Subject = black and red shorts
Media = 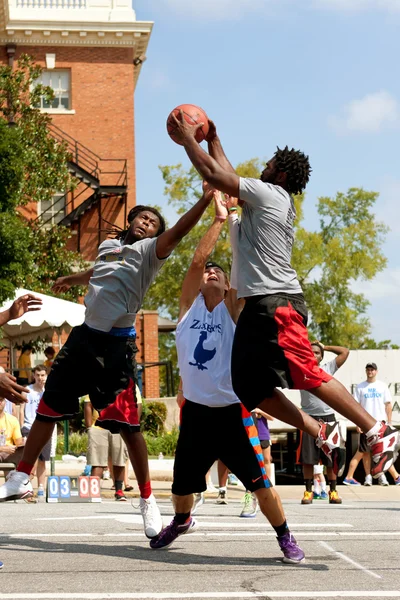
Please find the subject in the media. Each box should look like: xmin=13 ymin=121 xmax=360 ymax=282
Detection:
xmin=36 ymin=324 xmax=140 ymax=433
xmin=231 ymin=293 xmax=332 ymax=412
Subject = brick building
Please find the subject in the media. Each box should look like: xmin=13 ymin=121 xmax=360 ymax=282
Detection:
xmin=0 ymin=0 xmax=170 ymax=396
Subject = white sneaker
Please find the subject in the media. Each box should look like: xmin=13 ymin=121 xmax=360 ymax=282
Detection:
xmin=378 ymin=474 xmax=389 ymax=486
xmin=102 ymin=469 xmax=111 ymax=480
xmin=139 ymin=494 xmax=163 ymax=539
xmin=364 ymin=475 xmax=373 ymax=486
xmin=192 ymin=492 xmax=204 ymax=515
xmin=0 ymin=470 xmax=33 ymax=502
xmin=240 ymin=492 xmax=258 ymax=518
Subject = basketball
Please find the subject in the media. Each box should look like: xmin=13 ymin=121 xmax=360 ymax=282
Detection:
xmin=167 ymin=104 xmax=209 ymax=145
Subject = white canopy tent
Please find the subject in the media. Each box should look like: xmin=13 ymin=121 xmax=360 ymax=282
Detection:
xmin=0 ymin=288 xmax=85 ymax=370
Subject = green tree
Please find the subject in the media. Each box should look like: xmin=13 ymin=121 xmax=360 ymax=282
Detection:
xmin=144 ymin=163 xmax=389 ymax=353
xmin=0 ymin=54 xmax=85 ymax=305
xmin=293 ymin=188 xmax=388 ymax=346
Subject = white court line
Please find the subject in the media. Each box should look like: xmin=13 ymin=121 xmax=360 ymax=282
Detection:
xmin=1 ymin=592 xmax=400 ymax=599
xmin=4 ymin=530 xmax=400 ymax=539
xmin=319 ymin=541 xmax=381 ymax=580
xmin=0 ymin=529 xmax=400 ymax=539
xmin=34 ymin=516 xmax=352 ymax=528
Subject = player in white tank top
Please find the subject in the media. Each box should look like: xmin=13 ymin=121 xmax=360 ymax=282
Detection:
xmin=150 ymin=188 xmax=305 ymax=563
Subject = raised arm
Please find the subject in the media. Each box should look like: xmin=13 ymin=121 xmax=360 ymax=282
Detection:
xmin=155 ymin=183 xmax=214 ymax=260
xmin=322 ymin=344 xmax=350 ymax=368
xmin=0 ymin=294 xmax=43 ymax=327
xmin=171 ymin=112 xmax=239 ymax=197
xmin=178 ymin=186 xmax=227 ymax=321
xmin=206 ymin=121 xmax=236 ymax=174
xmin=224 ymin=197 xmax=245 ymax=323
xmin=52 ymin=268 xmax=94 ymax=294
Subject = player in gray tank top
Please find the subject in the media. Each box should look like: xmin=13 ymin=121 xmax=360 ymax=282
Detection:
xmin=169 ymin=112 xmax=400 ymax=482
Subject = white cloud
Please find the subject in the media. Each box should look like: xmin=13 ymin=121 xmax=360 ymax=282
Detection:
xmin=352 ymin=268 xmax=400 ymax=300
xmin=328 ymin=91 xmax=400 ymax=135
xmin=314 ymin=0 xmax=400 ymax=12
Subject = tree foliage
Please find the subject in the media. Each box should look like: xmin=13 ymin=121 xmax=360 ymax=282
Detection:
xmin=144 ymin=161 xmax=389 ymax=350
xmin=0 ymin=55 xmax=85 ymax=307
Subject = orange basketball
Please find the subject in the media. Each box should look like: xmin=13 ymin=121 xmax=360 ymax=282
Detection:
xmin=167 ymin=104 xmax=209 ymax=145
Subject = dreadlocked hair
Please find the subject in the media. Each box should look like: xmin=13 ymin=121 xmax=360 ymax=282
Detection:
xmin=274 ymin=146 xmax=311 ymax=195
xmin=117 ymin=205 xmax=166 ymax=240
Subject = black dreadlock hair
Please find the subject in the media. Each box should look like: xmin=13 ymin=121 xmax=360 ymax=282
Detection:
xmin=118 ymin=205 xmax=166 ymax=240
xmin=274 ymin=146 xmax=311 ymax=195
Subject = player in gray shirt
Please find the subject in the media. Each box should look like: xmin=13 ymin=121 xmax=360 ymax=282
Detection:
xmin=298 ymin=342 xmax=349 ymax=505
xmin=0 ymin=193 xmax=214 ymax=541
xmin=169 ymin=112 xmax=400 ymax=480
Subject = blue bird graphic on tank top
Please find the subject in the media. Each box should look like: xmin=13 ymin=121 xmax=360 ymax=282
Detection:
xmin=189 ymin=331 xmax=216 ymax=371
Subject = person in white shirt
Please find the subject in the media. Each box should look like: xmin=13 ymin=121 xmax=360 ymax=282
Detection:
xmin=150 ymin=189 xmax=305 ymax=564
xmin=19 ymin=365 xmax=49 ymax=496
xmin=344 ymin=363 xmax=400 ymax=486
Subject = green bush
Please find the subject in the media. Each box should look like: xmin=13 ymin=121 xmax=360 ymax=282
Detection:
xmin=143 ymin=426 xmax=179 ymax=457
xmin=56 ymin=432 xmax=88 ymax=456
xmin=141 ymin=400 xmax=167 ymax=435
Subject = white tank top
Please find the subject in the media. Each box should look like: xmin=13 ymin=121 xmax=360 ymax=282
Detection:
xmin=24 ymin=386 xmax=43 ymax=429
xmin=176 ymin=294 xmax=240 ymax=407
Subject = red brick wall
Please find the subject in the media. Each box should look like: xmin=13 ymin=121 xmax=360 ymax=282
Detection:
xmin=1 ymin=45 xmax=137 ymax=261
xmin=136 ymin=311 xmax=160 ymax=398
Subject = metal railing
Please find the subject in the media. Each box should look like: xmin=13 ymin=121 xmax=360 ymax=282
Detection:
xmin=49 ymin=123 xmax=99 ymax=180
xmin=49 ymin=123 xmax=128 ymax=188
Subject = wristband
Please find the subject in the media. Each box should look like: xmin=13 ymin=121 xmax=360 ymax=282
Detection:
xmin=228 ymin=207 xmax=238 ymax=212
xmin=215 ymin=215 xmax=226 ymax=222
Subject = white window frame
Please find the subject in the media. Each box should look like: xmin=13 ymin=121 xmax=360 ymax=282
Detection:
xmin=36 ymin=70 xmax=74 ymax=114
xmin=38 ymin=192 xmax=66 ymax=227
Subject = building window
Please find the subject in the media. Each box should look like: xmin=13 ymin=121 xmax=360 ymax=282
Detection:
xmin=38 ymin=193 xmax=66 ymax=227
xmin=36 ymin=70 xmax=70 ymax=111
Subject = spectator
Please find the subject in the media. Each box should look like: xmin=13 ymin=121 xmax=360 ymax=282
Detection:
xmin=43 ymin=347 xmax=56 ymax=373
xmin=0 ymin=397 xmax=25 ymax=469
xmin=19 ymin=365 xmax=49 ymax=497
xmin=0 ymin=367 xmax=16 ymax=418
xmin=17 ymin=344 xmax=33 ymax=386
xmin=344 ymin=363 xmax=400 ymax=486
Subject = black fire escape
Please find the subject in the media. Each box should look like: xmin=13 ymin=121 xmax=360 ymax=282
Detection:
xmin=34 ymin=123 xmax=128 ymax=251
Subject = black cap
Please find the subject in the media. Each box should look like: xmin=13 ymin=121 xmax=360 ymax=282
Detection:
xmin=366 ymin=362 xmax=378 ymax=370
xmin=205 ymin=261 xmax=225 ymax=273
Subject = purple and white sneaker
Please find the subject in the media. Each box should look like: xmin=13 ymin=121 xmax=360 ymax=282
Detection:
xmin=277 ymin=532 xmax=305 ymax=564
xmin=150 ymin=517 xmax=197 ymax=550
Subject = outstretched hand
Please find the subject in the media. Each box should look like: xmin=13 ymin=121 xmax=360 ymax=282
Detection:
xmin=214 ymin=190 xmax=228 ymax=221
xmin=0 ymin=373 xmax=29 ymax=405
xmin=52 ymin=277 xmax=71 ymax=294
xmin=8 ymin=294 xmax=42 ymax=321
xmin=171 ymin=110 xmax=204 ymax=145
xmin=205 ymin=119 xmax=217 ymax=143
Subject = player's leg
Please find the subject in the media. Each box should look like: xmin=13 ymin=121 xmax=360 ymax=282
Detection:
xmin=326 ymin=465 xmax=342 ymax=504
xmin=261 ymin=442 xmax=272 ymax=480
xmin=344 ymin=449 xmax=363 ymax=485
xmin=219 ymin=404 xmax=304 ymax=564
xmin=232 ymin=299 xmax=346 ymax=475
xmin=150 ymin=400 xmax=217 ymax=550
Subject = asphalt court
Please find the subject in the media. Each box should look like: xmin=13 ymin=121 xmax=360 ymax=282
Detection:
xmin=0 ymin=496 xmax=399 ymax=599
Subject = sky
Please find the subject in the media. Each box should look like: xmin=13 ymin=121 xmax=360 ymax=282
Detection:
xmin=133 ymin=0 xmax=400 ymax=344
